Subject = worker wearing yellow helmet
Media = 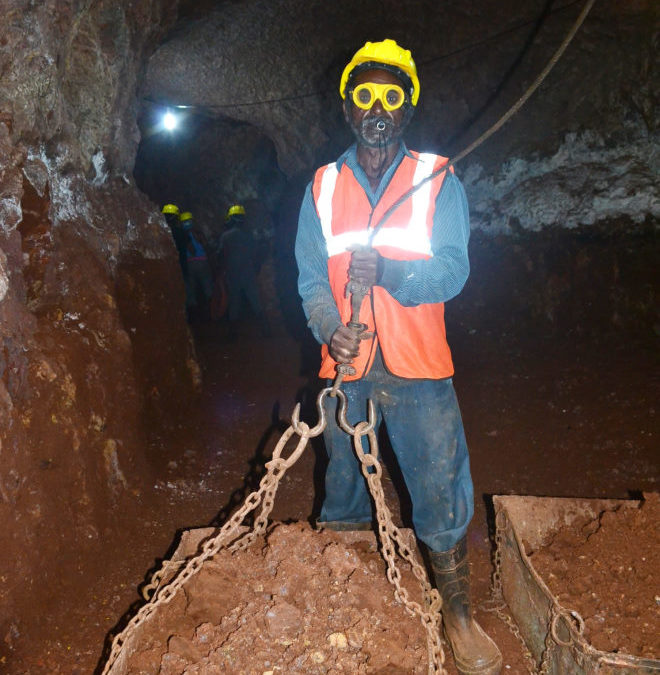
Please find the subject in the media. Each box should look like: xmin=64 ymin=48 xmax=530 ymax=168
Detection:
xmin=161 ymin=203 xmax=189 ymax=276
xmin=225 ymin=204 xmax=246 ymax=221
xmin=295 ymin=40 xmax=502 ymax=674
xmin=217 ymin=202 xmax=269 ymax=339
xmin=178 ymin=211 xmax=214 ymax=321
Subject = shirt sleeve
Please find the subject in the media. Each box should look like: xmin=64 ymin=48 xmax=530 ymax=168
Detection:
xmin=378 ymin=171 xmax=470 ymax=306
xmin=295 ymin=183 xmax=343 ymax=345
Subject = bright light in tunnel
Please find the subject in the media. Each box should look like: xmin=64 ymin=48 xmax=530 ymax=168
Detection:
xmin=163 ymin=110 xmax=178 ymax=131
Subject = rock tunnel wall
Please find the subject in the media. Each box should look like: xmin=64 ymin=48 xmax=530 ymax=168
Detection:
xmin=0 ymin=0 xmax=201 ymax=636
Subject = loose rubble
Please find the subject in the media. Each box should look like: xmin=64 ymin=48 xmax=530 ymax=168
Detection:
xmin=124 ymin=522 xmax=430 ymax=673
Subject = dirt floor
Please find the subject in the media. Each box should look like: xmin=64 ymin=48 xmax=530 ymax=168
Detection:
xmin=530 ymin=492 xmax=659 ymax=659
xmin=5 ymin=302 xmax=658 ymax=674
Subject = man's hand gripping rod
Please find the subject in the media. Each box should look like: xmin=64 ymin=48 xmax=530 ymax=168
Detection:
xmin=330 ymin=277 xmax=371 ymax=395
xmin=330 ymin=247 xmax=375 ymax=396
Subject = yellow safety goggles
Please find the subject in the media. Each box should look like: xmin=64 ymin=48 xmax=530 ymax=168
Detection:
xmin=350 ymin=82 xmax=406 ymax=111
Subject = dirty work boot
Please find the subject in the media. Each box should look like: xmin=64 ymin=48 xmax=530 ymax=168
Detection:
xmin=430 ymin=537 xmax=502 ymax=675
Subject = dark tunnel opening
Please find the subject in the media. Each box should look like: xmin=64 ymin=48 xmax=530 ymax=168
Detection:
xmin=133 ymin=99 xmax=315 ymax=345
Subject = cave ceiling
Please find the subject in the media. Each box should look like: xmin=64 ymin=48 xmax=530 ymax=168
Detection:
xmin=141 ymin=0 xmax=655 ymax=178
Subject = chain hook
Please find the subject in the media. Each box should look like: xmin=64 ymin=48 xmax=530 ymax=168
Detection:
xmin=291 ymin=387 xmax=336 ymax=437
xmin=336 ymin=393 xmax=376 ymax=436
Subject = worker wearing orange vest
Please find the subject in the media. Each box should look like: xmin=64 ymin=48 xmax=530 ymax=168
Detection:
xmin=295 ymin=40 xmax=501 ymax=674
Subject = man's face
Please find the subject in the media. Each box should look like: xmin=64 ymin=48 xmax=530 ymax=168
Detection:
xmin=344 ymin=68 xmax=411 ymax=149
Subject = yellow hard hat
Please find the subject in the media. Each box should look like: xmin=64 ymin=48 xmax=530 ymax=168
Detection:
xmin=226 ymin=204 xmax=246 ymax=220
xmin=161 ymin=203 xmax=179 ymax=215
xmin=340 ymin=39 xmax=420 ymax=106
xmin=179 ymin=211 xmax=193 ymax=221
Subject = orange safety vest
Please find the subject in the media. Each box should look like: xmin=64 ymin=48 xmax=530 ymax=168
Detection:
xmin=312 ymin=151 xmax=455 ymax=381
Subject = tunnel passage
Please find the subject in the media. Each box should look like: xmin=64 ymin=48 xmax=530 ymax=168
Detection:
xmin=134 ymin=106 xmax=287 ymax=233
xmin=133 ymin=102 xmax=308 ymax=338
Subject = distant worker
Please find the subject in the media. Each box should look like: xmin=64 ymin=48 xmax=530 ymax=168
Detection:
xmin=295 ymin=39 xmax=501 ymax=674
xmin=179 ymin=211 xmax=214 ymax=322
xmin=161 ymin=203 xmax=188 ymax=277
xmin=217 ymin=204 xmax=269 ymax=338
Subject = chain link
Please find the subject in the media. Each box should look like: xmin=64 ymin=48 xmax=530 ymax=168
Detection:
xmin=103 ymin=387 xmax=449 ymax=674
xmin=481 ymin=508 xmax=541 ymax=674
xmin=140 ymin=558 xmax=185 ymax=601
xmin=352 ymin=421 xmax=447 ymax=674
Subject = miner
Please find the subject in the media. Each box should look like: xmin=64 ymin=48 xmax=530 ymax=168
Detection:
xmin=217 ymin=204 xmax=270 ymax=338
xmin=179 ymin=211 xmax=214 ymax=321
xmin=161 ymin=203 xmax=189 ymax=277
xmin=295 ymin=39 xmax=502 ymax=674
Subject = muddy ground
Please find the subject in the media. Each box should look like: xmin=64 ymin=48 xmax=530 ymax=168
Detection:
xmin=4 ymin=244 xmax=659 ymax=673
xmin=530 ymin=492 xmax=659 ymax=659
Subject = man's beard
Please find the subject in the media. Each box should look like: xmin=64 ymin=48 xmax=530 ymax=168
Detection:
xmin=351 ymin=115 xmax=402 ymax=149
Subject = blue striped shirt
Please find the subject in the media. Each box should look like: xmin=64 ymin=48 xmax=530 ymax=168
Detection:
xmin=295 ymin=142 xmax=470 ymax=346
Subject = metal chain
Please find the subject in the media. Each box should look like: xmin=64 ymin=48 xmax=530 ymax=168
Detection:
xmin=102 ymin=386 xmax=446 ymax=673
xmin=484 ymin=508 xmax=596 ymax=675
xmin=536 ymin=604 xmax=582 ymax=674
xmin=350 ymin=420 xmax=447 ymax=674
xmin=538 ymin=606 xmax=559 ymax=675
xmin=101 ymin=412 xmax=320 ymax=674
xmin=481 ymin=509 xmax=540 ymax=674
xmin=141 ymin=558 xmax=185 ymax=601
xmin=230 ymin=423 xmax=312 ymax=553
xmin=105 ymin=387 xmax=601 ymax=675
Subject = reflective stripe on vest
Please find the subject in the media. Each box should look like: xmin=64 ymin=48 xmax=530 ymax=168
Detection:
xmin=317 ymin=153 xmax=438 ymax=258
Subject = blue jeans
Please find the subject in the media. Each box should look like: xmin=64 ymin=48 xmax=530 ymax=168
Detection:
xmin=319 ymin=363 xmax=474 ymax=553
